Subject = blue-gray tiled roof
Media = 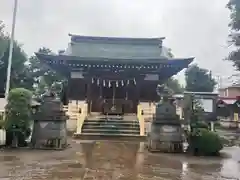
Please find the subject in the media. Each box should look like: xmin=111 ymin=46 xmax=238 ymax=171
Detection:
xmin=66 ymin=34 xmax=166 ymax=59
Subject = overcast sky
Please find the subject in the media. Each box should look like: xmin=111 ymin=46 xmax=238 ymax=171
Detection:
xmin=0 ymin=0 xmax=236 ymax=85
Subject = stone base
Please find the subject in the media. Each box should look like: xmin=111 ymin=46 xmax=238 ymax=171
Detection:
xmin=31 ymin=138 xmax=68 ymax=150
xmin=148 ymin=140 xmax=183 ymax=153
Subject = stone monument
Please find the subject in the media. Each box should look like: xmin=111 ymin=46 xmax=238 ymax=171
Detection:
xmin=148 ymin=84 xmax=183 ymax=153
xmin=31 ymin=92 xmax=68 ymax=150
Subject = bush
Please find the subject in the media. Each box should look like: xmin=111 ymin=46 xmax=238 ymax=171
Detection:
xmin=189 ymin=128 xmax=223 ymax=156
xmin=4 ymin=88 xmax=32 ymax=147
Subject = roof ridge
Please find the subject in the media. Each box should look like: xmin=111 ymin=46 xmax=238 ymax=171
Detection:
xmin=68 ymin=33 xmax=165 ymax=41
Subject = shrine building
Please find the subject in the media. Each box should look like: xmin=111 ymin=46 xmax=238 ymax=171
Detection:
xmin=36 ymin=34 xmax=193 ymax=137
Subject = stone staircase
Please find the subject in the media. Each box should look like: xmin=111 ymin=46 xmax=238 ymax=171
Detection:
xmin=81 ymin=113 xmax=140 ymax=136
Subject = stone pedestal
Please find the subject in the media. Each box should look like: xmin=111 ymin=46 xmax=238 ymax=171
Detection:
xmin=31 ymin=94 xmax=68 ymax=150
xmin=147 ymin=95 xmax=183 ymax=153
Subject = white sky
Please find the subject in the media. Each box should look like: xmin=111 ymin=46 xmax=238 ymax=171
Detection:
xmin=0 ymin=0 xmax=236 ymax=85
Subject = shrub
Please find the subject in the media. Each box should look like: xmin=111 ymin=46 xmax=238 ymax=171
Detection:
xmin=4 ymin=88 xmax=32 ymax=147
xmin=189 ymin=128 xmax=223 ymax=156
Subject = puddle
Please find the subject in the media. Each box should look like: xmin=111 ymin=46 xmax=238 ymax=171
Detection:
xmin=0 ymin=140 xmax=239 ymax=179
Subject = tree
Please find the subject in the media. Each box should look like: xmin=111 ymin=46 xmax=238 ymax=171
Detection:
xmin=185 ymin=64 xmax=216 ymax=92
xmin=162 ymin=48 xmax=184 ymax=93
xmin=0 ymin=21 xmax=34 ymax=93
xmin=165 ymin=78 xmax=184 ymax=93
xmin=28 ymin=47 xmax=64 ymax=96
xmin=4 ymin=88 xmax=32 ymax=147
xmin=227 ymin=1 xmax=240 ymax=70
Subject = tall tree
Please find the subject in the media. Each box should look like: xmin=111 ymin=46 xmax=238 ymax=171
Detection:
xmin=185 ymin=64 xmax=216 ymax=92
xmin=0 ymin=22 xmax=34 ymax=93
xmin=28 ymin=47 xmax=64 ymax=95
xmin=165 ymin=78 xmax=184 ymax=93
xmin=227 ymin=0 xmax=240 ymax=69
xmin=164 ymin=48 xmax=184 ymax=93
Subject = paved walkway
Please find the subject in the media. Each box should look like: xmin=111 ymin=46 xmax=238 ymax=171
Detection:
xmin=0 ymin=140 xmax=239 ymax=179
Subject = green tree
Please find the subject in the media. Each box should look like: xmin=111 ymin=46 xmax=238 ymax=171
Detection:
xmin=28 ymin=47 xmax=64 ymax=96
xmin=185 ymin=64 xmax=216 ymax=92
xmin=0 ymin=21 xmax=34 ymax=92
xmin=165 ymin=78 xmax=184 ymax=93
xmin=4 ymin=88 xmax=32 ymax=147
xmin=227 ymin=0 xmax=240 ymax=69
xmin=163 ymin=48 xmax=184 ymax=93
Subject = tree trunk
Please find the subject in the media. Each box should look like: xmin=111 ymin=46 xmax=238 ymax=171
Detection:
xmin=11 ymin=132 xmax=18 ymax=148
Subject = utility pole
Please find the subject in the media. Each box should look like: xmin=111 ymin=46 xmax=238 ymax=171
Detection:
xmin=5 ymin=0 xmax=18 ymax=99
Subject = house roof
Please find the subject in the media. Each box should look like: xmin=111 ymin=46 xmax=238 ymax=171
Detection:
xmin=218 ymin=99 xmax=237 ymax=105
xmin=219 ymin=81 xmax=240 ymax=90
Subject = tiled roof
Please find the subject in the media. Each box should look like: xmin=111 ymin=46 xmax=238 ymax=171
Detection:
xmin=67 ymin=34 xmax=167 ymax=59
xmin=69 ymin=34 xmax=165 ymax=44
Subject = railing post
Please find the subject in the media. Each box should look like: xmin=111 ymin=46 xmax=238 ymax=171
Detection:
xmin=76 ymin=103 xmax=88 ymax=134
xmin=137 ymin=104 xmax=145 ymax=136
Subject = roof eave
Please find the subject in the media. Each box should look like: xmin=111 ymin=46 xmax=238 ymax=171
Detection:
xmin=35 ymin=53 xmax=194 ymax=64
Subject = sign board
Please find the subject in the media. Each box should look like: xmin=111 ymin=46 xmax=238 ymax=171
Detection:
xmin=144 ymin=74 xmax=159 ymax=81
xmin=234 ymin=113 xmax=239 ymax=122
xmin=71 ymin=72 xmax=83 ymax=79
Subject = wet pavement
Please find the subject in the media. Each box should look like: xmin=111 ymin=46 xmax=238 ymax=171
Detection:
xmin=0 ymin=140 xmax=239 ymax=180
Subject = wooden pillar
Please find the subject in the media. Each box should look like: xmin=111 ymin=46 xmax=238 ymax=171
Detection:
xmin=136 ymin=78 xmax=140 ymax=104
xmin=133 ymin=78 xmax=140 ymax=113
xmin=86 ymin=77 xmax=91 ymax=114
xmin=100 ymin=84 xmax=102 ymax=98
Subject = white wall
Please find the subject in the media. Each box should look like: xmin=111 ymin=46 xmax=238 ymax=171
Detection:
xmin=0 ymin=98 xmax=6 ymax=111
xmin=0 ymin=129 xmax=6 ymax=146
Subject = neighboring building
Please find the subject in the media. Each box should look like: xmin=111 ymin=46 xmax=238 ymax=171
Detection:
xmin=0 ymin=94 xmax=6 ymax=112
xmin=218 ymin=84 xmax=240 ymax=98
xmin=0 ymin=97 xmax=6 ymax=119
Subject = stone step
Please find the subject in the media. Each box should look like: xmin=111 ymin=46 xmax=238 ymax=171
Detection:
xmin=87 ymin=115 xmax=137 ymax=119
xmin=73 ymin=133 xmax=147 ymax=141
xmin=84 ymin=119 xmax=139 ymax=124
xmin=81 ymin=114 xmax=140 ymax=136
xmin=82 ymin=128 xmax=140 ymax=134
xmin=83 ymin=121 xmax=140 ymax=127
xmin=82 ymin=124 xmax=140 ymax=130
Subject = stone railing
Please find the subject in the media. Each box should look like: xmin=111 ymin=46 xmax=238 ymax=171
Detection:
xmin=76 ymin=103 xmax=88 ymax=134
xmin=137 ymin=104 xmax=145 ymax=136
xmin=139 ymin=102 xmax=156 ymax=123
xmin=0 ymin=110 xmax=4 ymax=122
xmin=0 ymin=110 xmax=6 ymax=146
xmin=63 ymin=101 xmax=87 ymax=133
